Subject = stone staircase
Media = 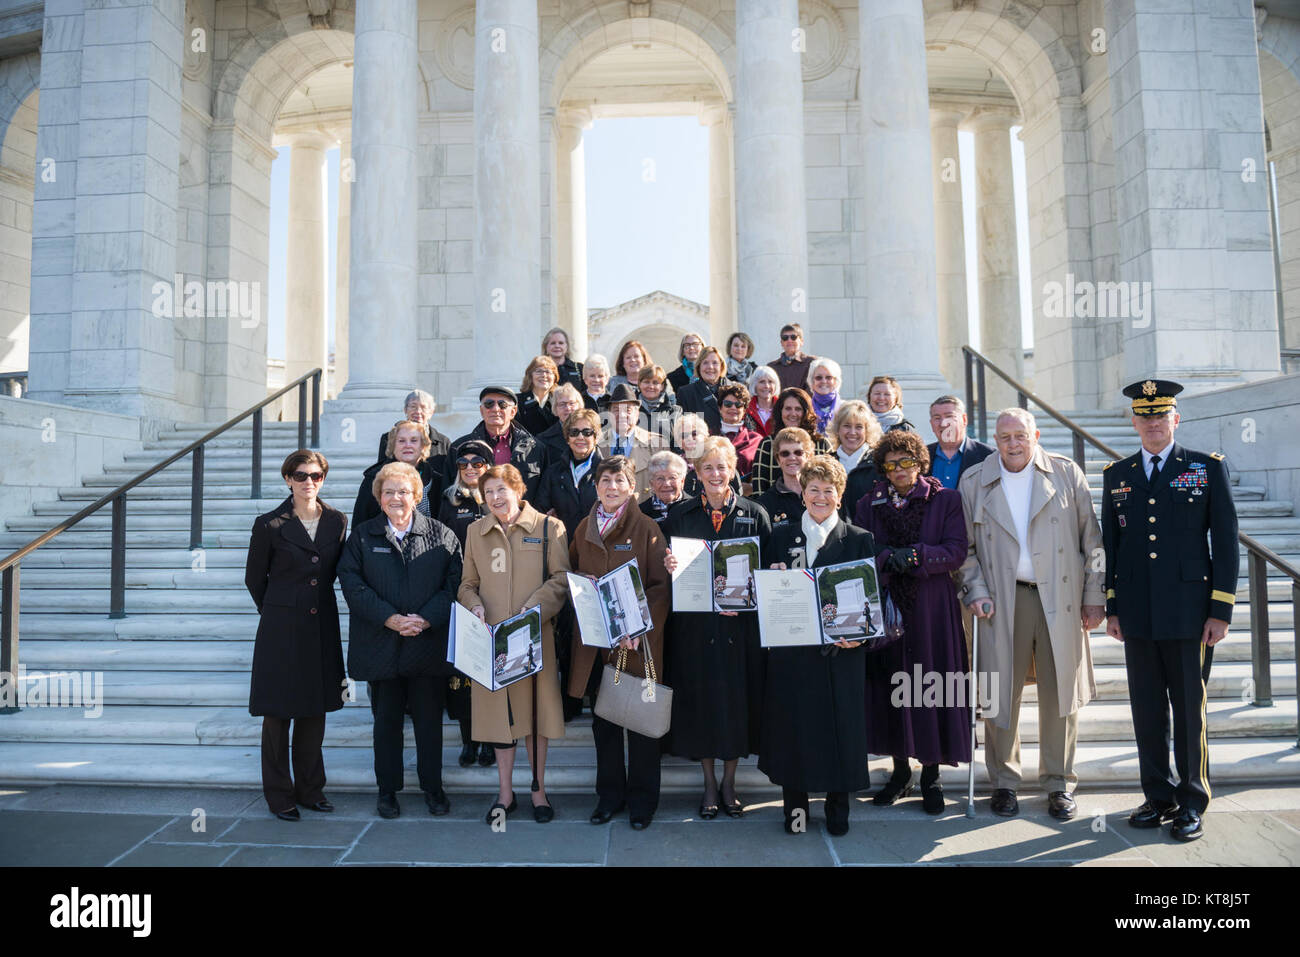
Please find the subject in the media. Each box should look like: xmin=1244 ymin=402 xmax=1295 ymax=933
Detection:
xmin=0 ymin=411 xmax=1297 ymax=794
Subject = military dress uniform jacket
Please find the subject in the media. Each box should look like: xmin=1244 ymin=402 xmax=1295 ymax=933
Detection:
xmin=1101 ymin=443 xmax=1239 ymax=641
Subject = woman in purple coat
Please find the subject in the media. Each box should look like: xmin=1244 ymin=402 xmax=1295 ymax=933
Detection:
xmin=855 ymin=428 xmax=970 ymax=815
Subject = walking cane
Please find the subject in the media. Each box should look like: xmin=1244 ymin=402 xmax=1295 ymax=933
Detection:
xmin=965 ymin=603 xmax=989 ymax=819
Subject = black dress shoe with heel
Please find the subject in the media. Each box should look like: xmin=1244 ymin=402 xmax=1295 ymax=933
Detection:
xmin=299 ymin=799 xmax=334 ymax=813
xmin=274 ymin=807 xmax=300 ymax=822
xmin=1128 ymin=799 xmax=1179 ymax=829
xmin=425 ymin=789 xmax=451 ymax=816
xmin=485 ymin=795 xmax=517 ymax=825
xmin=872 ymin=768 xmax=914 ymax=807
xmin=824 ymin=793 xmax=851 ymax=836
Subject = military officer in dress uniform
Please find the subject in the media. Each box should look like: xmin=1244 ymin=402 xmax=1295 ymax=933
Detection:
xmin=1102 ymin=379 xmax=1239 ymax=842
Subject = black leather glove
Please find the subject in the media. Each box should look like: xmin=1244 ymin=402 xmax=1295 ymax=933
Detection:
xmin=885 ymin=547 xmax=919 ymax=574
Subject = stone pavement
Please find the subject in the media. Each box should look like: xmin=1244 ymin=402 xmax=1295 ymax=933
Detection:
xmin=2 ymin=783 xmax=1298 ymax=867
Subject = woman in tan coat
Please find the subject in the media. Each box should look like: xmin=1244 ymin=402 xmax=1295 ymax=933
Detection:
xmin=568 ymin=456 xmax=670 ymax=830
xmin=458 ymin=464 xmax=571 ymax=824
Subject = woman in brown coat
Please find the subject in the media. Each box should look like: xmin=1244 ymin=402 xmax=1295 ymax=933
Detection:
xmin=458 ymin=464 xmax=571 ymax=824
xmin=568 ymin=456 xmax=670 ymax=830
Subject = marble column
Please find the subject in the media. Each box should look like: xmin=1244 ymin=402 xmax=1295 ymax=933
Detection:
xmin=471 ymin=0 xmax=540 ymax=396
xmin=555 ymin=107 xmax=590 ymax=361
xmin=859 ymin=0 xmax=949 ymax=410
xmin=333 ymin=130 xmax=351 ymax=399
xmin=328 ymin=0 xmax=419 ymax=443
xmin=702 ymin=103 xmax=736 ymax=345
xmin=735 ymin=0 xmax=808 ymax=354
xmin=931 ymin=107 xmax=969 ymax=391
xmin=967 ymin=107 xmax=1022 ymax=408
xmin=283 ymin=131 xmax=331 ymax=415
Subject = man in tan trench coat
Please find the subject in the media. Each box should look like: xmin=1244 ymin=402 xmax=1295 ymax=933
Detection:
xmin=956 ymin=409 xmax=1105 ymax=821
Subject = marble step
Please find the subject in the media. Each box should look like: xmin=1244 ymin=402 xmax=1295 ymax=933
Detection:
xmin=0 ymin=737 xmax=1294 ymax=792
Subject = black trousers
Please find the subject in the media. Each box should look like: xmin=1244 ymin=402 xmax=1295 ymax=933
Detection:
xmin=261 ymin=715 xmax=326 ymax=812
xmin=369 ymin=676 xmax=445 ymax=795
xmin=1123 ymin=637 xmax=1214 ymax=813
xmin=589 ymin=667 xmax=661 ymax=816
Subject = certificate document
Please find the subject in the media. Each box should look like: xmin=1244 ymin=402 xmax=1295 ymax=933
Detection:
xmin=448 ymin=603 xmax=543 ymax=691
xmin=671 ymin=536 xmax=761 ymax=613
xmin=567 ymin=559 xmax=653 ymax=648
xmin=754 ymin=557 xmax=884 ymax=647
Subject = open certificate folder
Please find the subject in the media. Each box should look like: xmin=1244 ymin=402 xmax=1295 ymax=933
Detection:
xmin=448 ymin=603 xmax=544 ymax=691
xmin=567 ymin=559 xmax=653 ymax=648
xmin=754 ymin=557 xmax=885 ymax=647
xmin=669 ymin=535 xmax=761 ymax=612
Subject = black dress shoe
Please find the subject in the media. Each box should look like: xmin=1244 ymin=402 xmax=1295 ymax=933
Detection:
xmin=990 ymin=788 xmax=1019 ymax=817
xmin=824 ymin=793 xmax=850 ymax=836
xmin=1170 ymin=808 xmax=1204 ymax=842
xmin=274 ymin=807 xmax=300 ymax=822
xmin=425 ymin=789 xmax=451 ymax=816
xmin=921 ymin=782 xmax=945 ymax=816
xmin=590 ymin=802 xmax=625 ymax=825
xmin=1128 ymin=799 xmax=1179 ymax=829
xmin=299 ymin=799 xmax=334 ymax=813
xmin=485 ymin=795 xmax=518 ymax=825
xmin=533 ymin=799 xmax=555 ymax=823
xmin=872 ymin=769 xmax=914 ymax=807
xmin=1047 ymin=791 xmax=1077 ymax=821
xmin=477 ymin=743 xmax=496 ymax=767
xmin=458 ymin=741 xmax=477 ymax=767
xmin=377 ymin=793 xmax=400 ymax=819
xmin=720 ymin=788 xmax=745 ymax=818
xmin=630 ymin=815 xmax=652 ymax=830
xmin=699 ymin=793 xmax=719 ymax=820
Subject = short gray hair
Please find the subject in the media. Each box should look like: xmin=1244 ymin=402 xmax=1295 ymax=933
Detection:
xmin=551 ymin=382 xmax=582 ymax=414
xmin=648 ymin=450 xmax=688 ymax=477
xmin=806 ymin=356 xmax=842 ymax=391
xmin=404 ymin=389 xmax=435 ymax=412
xmin=930 ymin=394 xmax=965 ymax=414
xmin=748 ymin=365 xmax=780 ymax=394
xmin=995 ymin=407 xmax=1037 ymax=435
xmin=584 ymin=353 xmax=610 ymax=376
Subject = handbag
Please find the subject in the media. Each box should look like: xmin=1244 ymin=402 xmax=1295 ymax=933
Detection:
xmin=862 ymin=589 xmax=906 ymax=653
xmin=594 ymin=637 xmax=673 ymax=739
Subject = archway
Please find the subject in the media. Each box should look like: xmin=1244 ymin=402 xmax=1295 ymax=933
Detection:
xmin=0 ymin=52 xmax=38 ymax=392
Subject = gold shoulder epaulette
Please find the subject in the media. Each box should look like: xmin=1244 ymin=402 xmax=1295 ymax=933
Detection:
xmin=1102 ymin=460 xmax=1113 ymax=471
xmin=1210 ymin=451 xmax=1225 ymax=461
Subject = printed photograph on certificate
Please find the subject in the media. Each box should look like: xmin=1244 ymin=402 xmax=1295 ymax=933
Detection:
xmin=597 ymin=561 xmax=651 ymax=643
xmin=711 ymin=537 xmax=760 ymax=611
xmin=493 ymin=608 xmax=542 ymax=687
xmin=814 ymin=559 xmax=884 ymax=642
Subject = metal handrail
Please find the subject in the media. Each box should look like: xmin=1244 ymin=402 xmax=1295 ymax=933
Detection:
xmin=0 ymin=369 xmax=321 ymax=712
xmin=963 ymin=346 xmax=1299 ymax=743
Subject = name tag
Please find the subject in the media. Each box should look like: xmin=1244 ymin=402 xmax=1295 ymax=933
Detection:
xmin=372 ymin=546 xmax=392 ymax=553
xmin=613 ymin=543 xmax=633 ymax=551
xmin=735 ymin=516 xmax=756 ymax=530
xmin=523 ymin=536 xmax=543 ymax=544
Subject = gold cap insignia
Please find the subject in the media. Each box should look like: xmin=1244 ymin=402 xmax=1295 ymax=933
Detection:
xmin=1142 ymin=380 xmax=1157 ymax=396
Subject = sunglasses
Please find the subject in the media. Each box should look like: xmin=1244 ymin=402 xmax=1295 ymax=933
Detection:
xmin=721 ymin=400 xmax=744 ymax=409
xmin=568 ymin=428 xmax=596 ymax=438
xmin=481 ymin=399 xmax=513 ymax=410
xmin=781 ymin=333 xmax=800 ymax=341
xmin=778 ymin=449 xmax=806 ymax=459
xmin=882 ymin=458 xmax=920 ymax=473
xmin=291 ymin=471 xmax=324 ymax=483
xmin=457 ymin=456 xmax=487 ymax=468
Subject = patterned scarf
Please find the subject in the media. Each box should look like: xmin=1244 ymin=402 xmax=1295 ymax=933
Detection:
xmin=812 ymin=391 xmax=839 ymax=434
xmin=596 ymin=501 xmax=626 ymax=537
xmin=703 ymin=491 xmax=734 ymax=533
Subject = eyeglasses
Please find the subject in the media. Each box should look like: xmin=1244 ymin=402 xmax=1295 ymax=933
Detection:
xmin=568 ymin=428 xmax=596 ymax=438
xmin=778 ymin=449 xmax=807 ymax=459
xmin=781 ymin=333 xmax=800 ymax=342
xmin=882 ymin=458 xmax=920 ymax=473
xmin=481 ymin=399 xmax=513 ymax=410
xmin=721 ymin=400 xmax=744 ymax=409
xmin=291 ymin=471 xmax=324 ymax=483
xmin=457 ymin=456 xmax=487 ymax=468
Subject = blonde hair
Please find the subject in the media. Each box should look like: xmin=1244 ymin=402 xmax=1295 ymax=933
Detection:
xmin=829 ymin=400 xmax=882 ymax=451
xmin=696 ymin=434 xmax=738 ymax=474
xmin=372 ymin=461 xmax=423 ymax=506
xmin=385 ymin=419 xmax=432 ymax=462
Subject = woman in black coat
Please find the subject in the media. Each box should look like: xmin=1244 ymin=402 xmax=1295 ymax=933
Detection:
xmin=533 ymin=407 xmax=603 ymax=540
xmin=434 ymin=440 xmax=495 ymax=768
xmin=756 ymin=427 xmax=813 ymax=532
xmin=662 ymin=436 xmax=771 ymax=820
xmin=674 ymin=346 xmax=731 ymax=436
xmin=245 ymin=450 xmax=347 ymax=821
xmin=666 ymin=332 xmax=705 ymax=393
xmin=354 ymin=419 xmax=441 ymax=530
xmin=543 ymin=326 xmax=584 ymax=388
xmin=337 ymin=461 xmax=463 ymax=821
xmin=759 ymin=455 xmax=875 ymax=836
